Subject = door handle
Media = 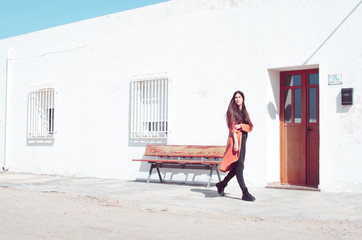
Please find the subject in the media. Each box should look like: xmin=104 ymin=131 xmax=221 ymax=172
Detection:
xmin=306 ymin=127 xmax=312 ymax=136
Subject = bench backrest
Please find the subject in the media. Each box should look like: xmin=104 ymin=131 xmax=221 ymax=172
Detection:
xmin=145 ymin=145 xmax=226 ymax=158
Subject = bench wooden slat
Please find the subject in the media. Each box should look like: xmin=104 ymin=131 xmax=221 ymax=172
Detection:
xmin=132 ymin=159 xmax=221 ymax=165
xmin=145 ymin=145 xmax=225 ymax=158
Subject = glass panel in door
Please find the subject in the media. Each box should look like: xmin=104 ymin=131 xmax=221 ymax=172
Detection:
xmin=284 ymin=89 xmax=292 ymax=123
xmin=294 ymin=88 xmax=302 ymax=123
xmin=309 ymin=88 xmax=317 ymax=123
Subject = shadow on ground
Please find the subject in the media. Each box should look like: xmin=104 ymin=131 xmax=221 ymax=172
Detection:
xmin=190 ymin=188 xmax=220 ymax=198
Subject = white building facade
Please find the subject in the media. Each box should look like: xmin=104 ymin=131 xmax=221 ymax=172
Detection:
xmin=1 ymin=0 xmax=361 ymax=192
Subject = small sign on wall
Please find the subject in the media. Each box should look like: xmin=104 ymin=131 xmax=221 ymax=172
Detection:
xmin=328 ymin=74 xmax=342 ymax=85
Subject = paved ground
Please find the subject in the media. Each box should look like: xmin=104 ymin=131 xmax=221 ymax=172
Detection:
xmin=0 ymin=172 xmax=361 ymax=239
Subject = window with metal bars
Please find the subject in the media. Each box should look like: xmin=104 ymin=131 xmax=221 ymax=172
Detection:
xmin=27 ymin=88 xmax=55 ymax=139
xmin=131 ymin=75 xmax=169 ymax=139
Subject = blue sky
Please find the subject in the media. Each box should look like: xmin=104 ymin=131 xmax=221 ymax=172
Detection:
xmin=0 ymin=0 xmax=169 ymax=40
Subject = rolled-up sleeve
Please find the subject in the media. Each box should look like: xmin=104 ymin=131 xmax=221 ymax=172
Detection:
xmin=241 ymin=114 xmax=254 ymax=132
xmin=240 ymin=123 xmax=253 ymax=132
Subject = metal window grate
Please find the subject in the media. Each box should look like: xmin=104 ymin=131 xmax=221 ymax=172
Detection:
xmin=27 ymin=88 xmax=55 ymax=139
xmin=131 ymin=75 xmax=169 ymax=139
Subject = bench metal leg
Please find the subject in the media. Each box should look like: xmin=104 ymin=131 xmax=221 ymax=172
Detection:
xmin=156 ymin=166 xmax=163 ymax=182
xmin=207 ymin=167 xmax=214 ymax=188
xmin=206 ymin=166 xmax=221 ymax=188
xmin=147 ymin=164 xmax=154 ymax=184
xmin=147 ymin=164 xmax=163 ymax=184
xmin=216 ymin=168 xmax=221 ymax=182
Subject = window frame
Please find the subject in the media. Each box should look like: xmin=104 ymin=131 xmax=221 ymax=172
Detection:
xmin=27 ymin=87 xmax=55 ymax=142
xmin=130 ymin=74 xmax=169 ymax=139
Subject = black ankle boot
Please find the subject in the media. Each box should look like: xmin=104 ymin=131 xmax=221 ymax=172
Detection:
xmin=242 ymin=187 xmax=255 ymax=201
xmin=216 ymin=181 xmax=227 ymax=196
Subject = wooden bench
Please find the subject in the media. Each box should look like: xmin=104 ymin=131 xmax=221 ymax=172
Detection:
xmin=132 ymin=145 xmax=226 ymax=188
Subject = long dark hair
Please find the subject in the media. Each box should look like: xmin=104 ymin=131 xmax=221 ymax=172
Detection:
xmin=226 ymin=91 xmax=250 ymax=129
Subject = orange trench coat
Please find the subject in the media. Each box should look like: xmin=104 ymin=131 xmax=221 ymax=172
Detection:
xmin=219 ymin=120 xmax=253 ymax=173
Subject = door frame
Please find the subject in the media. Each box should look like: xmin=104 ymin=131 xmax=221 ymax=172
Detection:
xmin=279 ymin=68 xmax=319 ymax=186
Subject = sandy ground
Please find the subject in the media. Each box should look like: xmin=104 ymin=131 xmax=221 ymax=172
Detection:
xmin=0 ymin=185 xmax=361 ymax=240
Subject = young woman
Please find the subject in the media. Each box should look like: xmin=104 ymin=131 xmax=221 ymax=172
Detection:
xmin=216 ymin=91 xmax=255 ymax=201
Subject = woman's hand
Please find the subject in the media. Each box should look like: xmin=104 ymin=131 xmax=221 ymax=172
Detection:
xmin=233 ymin=143 xmax=239 ymax=152
xmin=234 ymin=124 xmax=242 ymax=130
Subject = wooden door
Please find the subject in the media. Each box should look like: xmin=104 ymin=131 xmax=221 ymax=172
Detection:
xmin=280 ymin=69 xmax=319 ymax=187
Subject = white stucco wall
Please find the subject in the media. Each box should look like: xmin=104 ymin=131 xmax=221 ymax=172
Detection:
xmin=0 ymin=0 xmax=361 ymax=192
xmin=0 ymin=52 xmax=7 ymax=169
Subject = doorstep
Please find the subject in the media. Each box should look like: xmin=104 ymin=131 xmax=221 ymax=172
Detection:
xmin=266 ymin=182 xmax=320 ymax=191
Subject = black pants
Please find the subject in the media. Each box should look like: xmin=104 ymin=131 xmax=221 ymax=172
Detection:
xmin=222 ymin=132 xmax=247 ymax=190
